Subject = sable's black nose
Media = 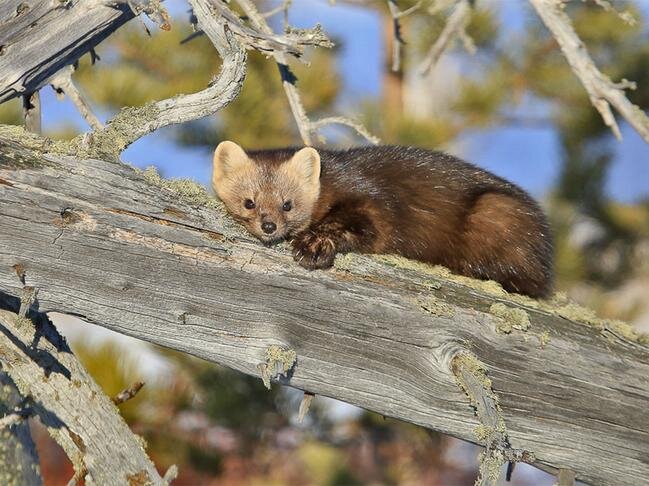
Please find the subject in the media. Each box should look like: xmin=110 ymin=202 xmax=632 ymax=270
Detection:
xmin=261 ymin=222 xmax=277 ymax=234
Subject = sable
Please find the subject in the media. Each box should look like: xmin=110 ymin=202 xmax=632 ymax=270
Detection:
xmin=212 ymin=143 xmax=553 ymax=297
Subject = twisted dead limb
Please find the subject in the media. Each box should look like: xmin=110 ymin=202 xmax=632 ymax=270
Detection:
xmin=75 ymin=0 xmax=247 ymax=160
xmin=207 ymin=0 xmax=332 ymax=58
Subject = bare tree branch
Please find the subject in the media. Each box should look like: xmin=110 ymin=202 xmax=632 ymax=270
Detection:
xmin=235 ymin=0 xmax=317 ymax=145
xmin=528 ymin=0 xmax=649 ymax=143
xmin=78 ymin=0 xmax=248 ymax=159
xmin=73 ymin=0 xmax=341 ymax=158
xmin=297 ymin=391 xmax=314 ymax=423
xmin=127 ymin=0 xmax=172 ymax=31
xmin=0 ymin=406 xmax=31 ymax=429
xmin=50 ymin=66 xmax=104 ymax=131
xmin=311 ymin=116 xmax=381 ymax=144
xmin=0 ymin=307 xmax=165 ymax=485
xmin=418 ymin=0 xmax=474 ymax=75
xmin=113 ymin=381 xmax=145 ymax=405
xmin=207 ymin=0 xmax=332 ymax=59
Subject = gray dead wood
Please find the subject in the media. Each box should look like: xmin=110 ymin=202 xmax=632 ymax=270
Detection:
xmin=0 ymin=136 xmax=647 ymax=485
xmin=81 ymin=0 xmax=247 ymax=160
xmin=0 ymin=301 xmax=163 ymax=485
xmin=0 ymin=1 xmax=140 ymax=104
xmin=0 ymin=370 xmax=42 ymax=486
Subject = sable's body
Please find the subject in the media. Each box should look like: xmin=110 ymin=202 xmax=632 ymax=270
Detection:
xmin=213 ymin=143 xmax=553 ymax=298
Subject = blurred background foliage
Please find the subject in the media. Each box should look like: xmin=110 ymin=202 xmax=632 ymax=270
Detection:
xmin=4 ymin=0 xmax=648 ymax=484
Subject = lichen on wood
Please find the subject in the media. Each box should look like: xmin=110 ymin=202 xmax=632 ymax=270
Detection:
xmin=418 ymin=295 xmax=455 ymax=317
xmin=259 ymin=345 xmax=297 ymax=389
xmin=489 ymin=303 xmax=530 ymax=334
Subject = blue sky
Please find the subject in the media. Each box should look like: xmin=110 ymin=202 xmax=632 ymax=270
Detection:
xmin=40 ymin=0 xmax=648 ymax=202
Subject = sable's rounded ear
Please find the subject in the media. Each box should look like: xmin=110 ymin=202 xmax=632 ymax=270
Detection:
xmin=286 ymin=147 xmax=321 ymax=186
xmin=212 ymin=141 xmax=249 ymax=190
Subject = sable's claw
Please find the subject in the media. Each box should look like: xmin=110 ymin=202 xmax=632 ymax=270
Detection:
xmin=292 ymin=232 xmax=336 ymax=270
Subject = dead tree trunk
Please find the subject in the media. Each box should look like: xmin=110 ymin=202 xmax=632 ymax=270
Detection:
xmin=1 ymin=134 xmax=647 ymax=486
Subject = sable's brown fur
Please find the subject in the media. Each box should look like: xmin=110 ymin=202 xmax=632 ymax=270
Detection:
xmin=213 ymin=143 xmax=553 ymax=298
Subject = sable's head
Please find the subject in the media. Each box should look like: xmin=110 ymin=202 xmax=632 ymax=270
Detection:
xmin=212 ymin=141 xmax=321 ymax=245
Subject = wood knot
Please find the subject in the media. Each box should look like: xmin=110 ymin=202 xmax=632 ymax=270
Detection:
xmin=54 ymin=208 xmax=97 ymax=231
xmin=16 ymin=3 xmax=30 ymax=17
xmin=13 ymin=263 xmax=26 ymax=284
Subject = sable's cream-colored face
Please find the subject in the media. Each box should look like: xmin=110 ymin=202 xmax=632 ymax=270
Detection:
xmin=212 ymin=141 xmax=321 ymax=245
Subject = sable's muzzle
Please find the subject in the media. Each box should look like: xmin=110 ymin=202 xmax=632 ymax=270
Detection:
xmin=261 ymin=221 xmax=277 ymax=234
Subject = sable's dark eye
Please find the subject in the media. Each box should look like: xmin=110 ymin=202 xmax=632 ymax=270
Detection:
xmin=282 ymin=201 xmax=292 ymax=212
xmin=244 ymin=199 xmax=255 ymax=209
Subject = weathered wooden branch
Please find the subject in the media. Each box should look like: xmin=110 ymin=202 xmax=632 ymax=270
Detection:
xmin=1 ymin=134 xmax=647 ymax=485
xmin=0 ymin=297 xmax=165 ymax=485
xmin=207 ymin=0 xmax=332 ymax=58
xmin=0 ymin=0 xmax=168 ymax=104
xmin=529 ymin=0 xmax=649 ymax=143
xmin=0 ymin=0 xmax=371 ymax=160
xmin=113 ymin=381 xmax=145 ymax=405
xmin=0 ymin=370 xmax=41 ymax=485
xmin=74 ymin=0 xmax=247 ymax=160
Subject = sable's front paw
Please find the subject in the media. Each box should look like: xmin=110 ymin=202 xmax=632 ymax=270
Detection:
xmin=292 ymin=232 xmax=337 ymax=270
